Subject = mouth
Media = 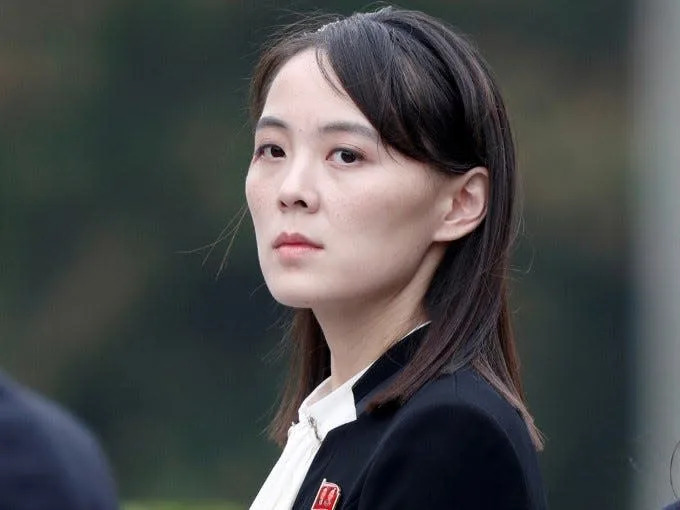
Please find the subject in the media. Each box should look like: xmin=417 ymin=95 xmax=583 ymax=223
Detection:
xmin=272 ymin=232 xmax=323 ymax=250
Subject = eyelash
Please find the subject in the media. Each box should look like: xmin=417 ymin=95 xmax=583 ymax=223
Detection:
xmin=253 ymin=144 xmax=366 ymax=165
xmin=254 ymin=144 xmax=285 ymax=159
xmin=329 ymin=147 xmax=365 ymax=165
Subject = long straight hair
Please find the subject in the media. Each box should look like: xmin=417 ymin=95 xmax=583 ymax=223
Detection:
xmin=249 ymin=6 xmax=543 ymax=449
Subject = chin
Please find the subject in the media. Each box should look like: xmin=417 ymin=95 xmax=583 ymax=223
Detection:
xmin=268 ymin=289 xmax=318 ymax=308
xmin=265 ymin=278 xmax=321 ymax=308
xmin=265 ymin=275 xmax=353 ymax=309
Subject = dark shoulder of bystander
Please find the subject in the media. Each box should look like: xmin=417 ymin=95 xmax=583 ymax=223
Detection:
xmin=0 ymin=370 xmax=119 ymax=510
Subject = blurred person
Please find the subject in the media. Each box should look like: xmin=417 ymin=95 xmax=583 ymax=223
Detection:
xmin=0 ymin=370 xmax=119 ymax=509
xmin=245 ymin=6 xmax=546 ymax=510
xmin=664 ymin=442 xmax=680 ymax=510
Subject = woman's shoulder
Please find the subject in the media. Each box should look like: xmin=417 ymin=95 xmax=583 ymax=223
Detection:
xmin=358 ymin=368 xmax=547 ymax=508
xmin=396 ymin=367 xmax=535 ymax=449
xmin=378 ymin=367 xmax=546 ymax=505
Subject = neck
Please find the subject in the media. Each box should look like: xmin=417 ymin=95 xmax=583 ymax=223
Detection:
xmin=310 ymin=243 xmax=446 ymax=391
xmin=312 ymin=288 xmax=429 ymax=391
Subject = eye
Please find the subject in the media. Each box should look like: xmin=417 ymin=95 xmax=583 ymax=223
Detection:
xmin=255 ymin=144 xmax=286 ymax=159
xmin=329 ymin=148 xmax=364 ymax=165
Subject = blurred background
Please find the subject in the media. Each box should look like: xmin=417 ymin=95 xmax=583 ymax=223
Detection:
xmin=1 ymin=0 xmax=678 ymax=508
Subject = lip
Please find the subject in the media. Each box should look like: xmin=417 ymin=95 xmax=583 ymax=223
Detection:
xmin=272 ymin=232 xmax=323 ymax=249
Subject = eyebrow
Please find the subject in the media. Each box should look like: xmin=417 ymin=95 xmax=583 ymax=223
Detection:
xmin=255 ymin=116 xmax=378 ymax=142
xmin=255 ymin=116 xmax=288 ymax=131
xmin=320 ymin=121 xmax=378 ymax=142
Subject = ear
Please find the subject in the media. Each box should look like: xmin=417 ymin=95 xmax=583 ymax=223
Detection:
xmin=432 ymin=167 xmax=489 ymax=242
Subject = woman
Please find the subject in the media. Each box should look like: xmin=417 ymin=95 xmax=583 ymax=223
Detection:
xmin=245 ymin=6 xmax=547 ymax=509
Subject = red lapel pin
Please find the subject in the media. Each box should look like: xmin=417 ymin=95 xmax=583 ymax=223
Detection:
xmin=311 ymin=478 xmax=341 ymax=510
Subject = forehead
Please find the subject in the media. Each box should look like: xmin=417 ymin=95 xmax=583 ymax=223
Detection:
xmin=261 ymin=49 xmax=368 ymax=124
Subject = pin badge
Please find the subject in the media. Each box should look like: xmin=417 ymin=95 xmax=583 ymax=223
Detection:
xmin=311 ymin=478 xmax=341 ymax=510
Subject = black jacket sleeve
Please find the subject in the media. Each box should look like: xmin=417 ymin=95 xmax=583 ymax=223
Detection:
xmin=356 ymin=403 xmax=534 ymax=510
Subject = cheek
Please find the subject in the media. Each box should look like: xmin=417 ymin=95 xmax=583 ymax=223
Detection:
xmin=245 ymin=171 xmax=270 ymax=225
xmin=331 ymin=182 xmax=435 ymax=239
xmin=320 ymin=183 xmax=435 ymax=299
xmin=245 ymin=171 xmax=279 ymax=263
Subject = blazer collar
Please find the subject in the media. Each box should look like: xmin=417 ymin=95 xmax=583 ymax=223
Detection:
xmin=351 ymin=322 xmax=430 ymax=414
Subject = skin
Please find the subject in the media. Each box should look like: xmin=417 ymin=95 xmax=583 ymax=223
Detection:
xmin=245 ymin=49 xmax=489 ymax=389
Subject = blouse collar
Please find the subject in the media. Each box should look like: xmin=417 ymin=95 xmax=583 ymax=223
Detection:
xmin=296 ymin=321 xmax=431 ymax=440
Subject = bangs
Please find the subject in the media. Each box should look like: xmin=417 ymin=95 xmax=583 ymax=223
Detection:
xmin=316 ymin=13 xmax=482 ymax=172
xmin=249 ymin=9 xmax=484 ymax=174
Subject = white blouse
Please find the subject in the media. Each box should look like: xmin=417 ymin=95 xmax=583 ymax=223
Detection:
xmin=249 ymin=322 xmax=430 ymax=510
xmin=249 ymin=366 xmax=368 ymax=510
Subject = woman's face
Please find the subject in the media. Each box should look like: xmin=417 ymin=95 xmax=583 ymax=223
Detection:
xmin=245 ymin=49 xmax=446 ymax=310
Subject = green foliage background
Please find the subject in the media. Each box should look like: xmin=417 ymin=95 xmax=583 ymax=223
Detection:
xmin=0 ymin=0 xmax=632 ymax=508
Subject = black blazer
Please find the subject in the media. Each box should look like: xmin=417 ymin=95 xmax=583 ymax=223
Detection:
xmin=291 ymin=327 xmax=547 ymax=509
xmin=0 ymin=370 xmax=119 ymax=510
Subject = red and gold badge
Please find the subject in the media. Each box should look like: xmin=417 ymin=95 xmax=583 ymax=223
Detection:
xmin=311 ymin=478 xmax=341 ymax=510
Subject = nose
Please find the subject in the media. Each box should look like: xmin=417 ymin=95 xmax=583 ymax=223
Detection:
xmin=277 ymin=155 xmax=320 ymax=213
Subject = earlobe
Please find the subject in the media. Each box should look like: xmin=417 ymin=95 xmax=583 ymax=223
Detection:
xmin=433 ymin=167 xmax=489 ymax=242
